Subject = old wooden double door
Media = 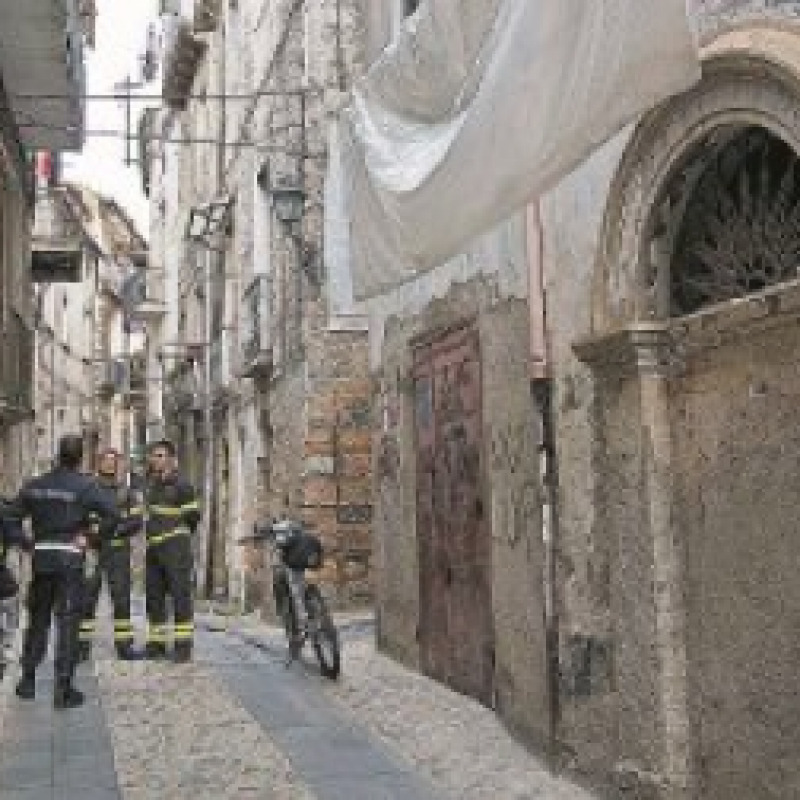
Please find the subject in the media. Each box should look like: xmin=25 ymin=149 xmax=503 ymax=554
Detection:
xmin=413 ymin=324 xmax=494 ymax=706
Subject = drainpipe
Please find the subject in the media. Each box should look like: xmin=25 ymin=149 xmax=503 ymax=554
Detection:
xmin=527 ymin=201 xmax=560 ymax=760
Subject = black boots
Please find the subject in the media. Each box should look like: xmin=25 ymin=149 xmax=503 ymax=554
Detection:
xmin=144 ymin=643 xmax=167 ymax=660
xmin=15 ymin=672 xmax=35 ymax=700
xmin=116 ymin=644 xmax=143 ymax=661
xmin=53 ymin=681 xmax=85 ymax=709
xmin=17 ymin=672 xmax=84 ymax=708
xmin=173 ymin=646 xmax=192 ymax=664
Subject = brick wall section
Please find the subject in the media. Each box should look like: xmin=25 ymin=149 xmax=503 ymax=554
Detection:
xmin=206 ymin=0 xmax=373 ymax=611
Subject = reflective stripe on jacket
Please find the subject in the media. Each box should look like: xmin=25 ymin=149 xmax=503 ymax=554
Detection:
xmin=140 ymin=474 xmax=200 ymax=547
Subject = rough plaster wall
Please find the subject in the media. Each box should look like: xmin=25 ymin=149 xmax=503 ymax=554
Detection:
xmin=672 ymin=323 xmax=800 ymax=800
xmin=375 ymin=277 xmax=548 ymax=743
xmin=538 ymin=131 xmax=631 ymax=778
xmin=482 ymin=300 xmax=548 ymax=749
xmin=374 ymin=322 xmax=422 ymax=667
xmin=596 ymin=369 xmax=663 ymax=785
xmin=365 ymin=214 xmax=529 ymax=369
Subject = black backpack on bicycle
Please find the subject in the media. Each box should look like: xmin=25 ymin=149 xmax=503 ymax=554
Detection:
xmin=281 ymin=526 xmax=323 ymax=570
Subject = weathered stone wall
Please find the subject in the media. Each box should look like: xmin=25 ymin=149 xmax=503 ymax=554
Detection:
xmin=538 ymin=132 xmax=631 ymax=785
xmin=541 ymin=4 xmax=800 ymax=795
xmin=671 ymin=303 xmax=800 ymax=800
xmin=374 ymin=275 xmax=550 ymax=748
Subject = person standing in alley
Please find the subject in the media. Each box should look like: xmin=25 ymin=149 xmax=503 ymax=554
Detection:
xmin=143 ymin=439 xmax=200 ymax=663
xmin=78 ymin=448 xmax=142 ymax=661
xmin=6 ymin=435 xmax=118 ymax=709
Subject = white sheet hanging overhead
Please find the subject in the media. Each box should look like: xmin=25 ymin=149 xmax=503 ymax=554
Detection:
xmin=337 ymin=0 xmax=700 ymax=300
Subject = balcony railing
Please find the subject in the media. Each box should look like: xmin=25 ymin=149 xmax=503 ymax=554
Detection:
xmin=124 ymin=272 xmax=166 ymax=322
xmin=161 ymin=13 xmax=208 ymax=109
xmin=95 ymin=358 xmax=127 ymax=399
xmin=193 ymin=0 xmax=222 ymax=33
xmin=241 ymin=275 xmax=273 ymax=378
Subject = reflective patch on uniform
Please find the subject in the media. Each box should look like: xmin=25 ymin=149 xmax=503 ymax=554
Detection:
xmin=113 ymin=620 xmax=134 ymax=642
xmin=146 ymin=624 xmax=167 ymax=643
xmin=28 ymin=488 xmax=77 ymax=502
xmin=173 ymin=622 xmax=194 ymax=641
xmin=79 ymin=620 xmax=95 ymax=641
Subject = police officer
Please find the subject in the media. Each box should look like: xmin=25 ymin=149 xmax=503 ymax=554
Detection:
xmin=143 ymin=439 xmax=200 ymax=663
xmin=7 ymin=435 xmax=118 ymax=709
xmin=78 ymin=448 xmax=141 ymax=661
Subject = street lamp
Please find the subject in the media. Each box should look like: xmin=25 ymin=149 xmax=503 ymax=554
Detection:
xmin=269 ymin=183 xmax=305 ymax=237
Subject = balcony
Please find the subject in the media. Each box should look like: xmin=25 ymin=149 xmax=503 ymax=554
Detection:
xmin=241 ymin=275 xmax=273 ymax=379
xmin=0 ymin=314 xmax=34 ymax=423
xmin=95 ymin=358 xmax=127 ymax=400
xmin=0 ymin=0 xmax=88 ymax=151
xmin=162 ymin=13 xmax=207 ymax=110
xmin=124 ymin=272 xmax=166 ymax=322
xmin=193 ymin=0 xmax=222 ymax=33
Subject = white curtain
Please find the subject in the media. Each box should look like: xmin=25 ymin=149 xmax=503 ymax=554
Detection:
xmin=337 ymin=0 xmax=700 ymax=300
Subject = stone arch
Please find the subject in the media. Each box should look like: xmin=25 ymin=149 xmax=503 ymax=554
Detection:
xmin=592 ymin=28 xmax=800 ymax=336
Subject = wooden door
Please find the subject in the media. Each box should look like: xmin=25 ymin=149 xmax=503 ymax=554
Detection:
xmin=413 ymin=325 xmax=494 ymax=705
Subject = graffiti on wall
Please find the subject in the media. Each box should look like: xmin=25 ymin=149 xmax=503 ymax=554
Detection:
xmin=490 ymin=422 xmax=540 ymax=547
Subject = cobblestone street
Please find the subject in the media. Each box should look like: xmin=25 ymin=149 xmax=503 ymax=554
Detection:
xmin=0 ymin=608 xmax=597 ymax=800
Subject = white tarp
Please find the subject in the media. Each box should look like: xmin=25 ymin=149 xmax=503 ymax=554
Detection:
xmin=338 ymin=0 xmax=700 ymax=300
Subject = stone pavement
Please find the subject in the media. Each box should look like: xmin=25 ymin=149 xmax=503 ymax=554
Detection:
xmin=1 ymin=604 xmax=598 ymax=800
xmin=203 ymin=612 xmax=598 ymax=800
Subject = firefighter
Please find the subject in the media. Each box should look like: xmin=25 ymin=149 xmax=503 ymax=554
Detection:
xmin=143 ymin=439 xmax=200 ymax=663
xmin=7 ymin=435 xmax=118 ymax=709
xmin=78 ymin=448 xmax=142 ymax=661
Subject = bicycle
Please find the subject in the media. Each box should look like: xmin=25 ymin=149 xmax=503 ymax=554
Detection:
xmin=247 ymin=518 xmax=341 ymax=680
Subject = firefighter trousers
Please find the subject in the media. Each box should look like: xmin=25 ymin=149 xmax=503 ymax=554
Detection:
xmin=80 ymin=541 xmax=133 ymax=650
xmin=145 ymin=534 xmax=193 ymax=653
xmin=21 ymin=567 xmax=83 ymax=682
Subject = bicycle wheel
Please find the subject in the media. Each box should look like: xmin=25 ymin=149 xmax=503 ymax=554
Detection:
xmin=275 ymin=573 xmax=302 ymax=659
xmin=305 ymin=584 xmax=340 ymax=679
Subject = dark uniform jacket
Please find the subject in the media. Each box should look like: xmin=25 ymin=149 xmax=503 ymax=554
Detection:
xmin=5 ymin=467 xmax=119 ymax=573
xmin=91 ymin=480 xmax=141 ymax=547
xmin=138 ymin=473 xmax=200 ymax=546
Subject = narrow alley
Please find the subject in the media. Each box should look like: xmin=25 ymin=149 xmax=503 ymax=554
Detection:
xmin=0 ymin=608 xmax=596 ymax=800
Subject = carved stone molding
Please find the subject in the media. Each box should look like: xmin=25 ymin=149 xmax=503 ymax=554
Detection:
xmin=593 ymin=30 xmax=800 ymax=336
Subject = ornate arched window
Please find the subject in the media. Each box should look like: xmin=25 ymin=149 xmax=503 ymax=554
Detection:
xmin=660 ymin=126 xmax=800 ymax=316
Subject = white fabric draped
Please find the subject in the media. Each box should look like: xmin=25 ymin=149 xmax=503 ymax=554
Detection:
xmin=336 ymin=0 xmax=700 ymax=300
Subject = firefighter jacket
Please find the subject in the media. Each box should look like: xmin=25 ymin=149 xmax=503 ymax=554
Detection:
xmin=138 ymin=473 xmax=200 ymax=547
xmin=88 ymin=480 xmax=142 ymax=548
xmin=4 ymin=467 xmax=119 ymax=572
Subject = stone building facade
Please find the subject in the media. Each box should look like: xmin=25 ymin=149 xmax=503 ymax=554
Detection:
xmin=141 ymin=0 xmax=373 ymax=609
xmin=359 ymin=2 xmax=800 ymax=799
xmin=31 ymin=181 xmax=148 ymax=475
xmin=0 ymin=0 xmax=94 ymax=495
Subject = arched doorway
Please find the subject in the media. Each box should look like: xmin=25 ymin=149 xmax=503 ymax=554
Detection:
xmin=582 ymin=47 xmax=800 ymax=798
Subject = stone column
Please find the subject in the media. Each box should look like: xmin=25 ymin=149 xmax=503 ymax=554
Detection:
xmin=575 ymin=322 xmax=692 ymax=800
xmin=631 ymin=323 xmax=691 ymax=800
